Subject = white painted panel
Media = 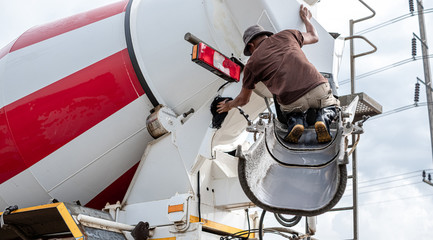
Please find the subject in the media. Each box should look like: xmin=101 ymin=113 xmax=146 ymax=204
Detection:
xmin=1 ymin=13 xmax=126 ymax=108
xmin=0 ymin=196 xmax=7 ymax=209
xmin=120 ymin=200 xmax=172 ymax=226
xmin=0 ymin=170 xmax=52 ymax=209
xmin=225 ymin=0 xmax=268 ymax=36
xmin=175 ymin=96 xmax=214 ymax=172
xmin=201 ymin=0 xmax=245 ymax=58
xmin=124 ymin=134 xmax=192 ymax=205
xmin=212 ymin=177 xmax=250 ymax=208
xmin=130 ymin=0 xmax=227 ymax=114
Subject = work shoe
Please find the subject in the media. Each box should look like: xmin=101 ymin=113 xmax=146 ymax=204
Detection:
xmin=315 ymin=121 xmax=331 ymax=143
xmin=284 ymin=124 xmax=304 ymax=143
xmin=283 ymin=112 xmax=305 ymax=143
xmin=315 ymin=106 xmax=337 ymax=143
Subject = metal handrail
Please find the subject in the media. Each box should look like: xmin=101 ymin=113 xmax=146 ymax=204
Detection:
xmin=353 ymin=0 xmax=376 ymax=24
xmin=344 ymin=35 xmax=377 ymax=58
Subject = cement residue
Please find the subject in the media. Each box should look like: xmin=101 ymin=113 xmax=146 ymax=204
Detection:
xmin=243 ymin=136 xmax=275 ymax=194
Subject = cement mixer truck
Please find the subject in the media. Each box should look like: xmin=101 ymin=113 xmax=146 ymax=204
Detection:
xmin=0 ymin=0 xmax=378 ymax=239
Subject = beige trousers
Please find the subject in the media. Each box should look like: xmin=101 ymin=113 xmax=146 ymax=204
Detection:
xmin=279 ymin=82 xmax=339 ymax=113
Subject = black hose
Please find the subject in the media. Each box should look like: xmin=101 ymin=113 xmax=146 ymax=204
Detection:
xmin=244 ymin=209 xmax=250 ymax=239
xmin=274 ymin=213 xmax=302 ymax=228
xmin=217 ymin=82 xmax=230 ymax=92
xmin=197 ymin=171 xmax=201 ymax=223
xmin=259 ymin=210 xmax=266 ymax=240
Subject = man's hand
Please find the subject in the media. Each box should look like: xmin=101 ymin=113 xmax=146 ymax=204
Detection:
xmin=217 ymin=87 xmax=253 ymax=113
xmin=217 ymin=99 xmax=232 ymax=113
xmin=299 ymin=4 xmax=312 ymax=22
xmin=299 ymin=4 xmax=318 ymax=45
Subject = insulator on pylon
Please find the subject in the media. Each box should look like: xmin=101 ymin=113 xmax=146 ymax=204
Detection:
xmin=414 ymin=82 xmax=420 ymax=103
xmin=409 ymin=0 xmax=414 ymax=13
xmin=412 ymin=37 xmax=417 ymax=58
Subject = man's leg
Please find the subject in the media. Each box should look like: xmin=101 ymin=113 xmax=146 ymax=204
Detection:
xmin=315 ymin=106 xmax=337 ymax=143
xmin=284 ymin=112 xmax=305 ymax=143
xmin=280 ymin=82 xmax=339 ymax=143
xmin=312 ymin=83 xmax=339 ymax=143
xmin=273 ymin=95 xmax=287 ymax=124
xmin=279 ymin=95 xmax=309 ymax=144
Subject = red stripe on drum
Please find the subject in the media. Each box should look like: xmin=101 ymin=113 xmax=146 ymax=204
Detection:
xmin=0 ymin=108 xmax=26 ymax=183
xmin=10 ymin=1 xmax=128 ymax=53
xmin=0 ymin=48 xmax=143 ymax=184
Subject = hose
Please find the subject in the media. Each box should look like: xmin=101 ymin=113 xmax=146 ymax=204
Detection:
xmin=197 ymin=171 xmax=201 ymax=223
xmin=348 ymin=134 xmax=361 ymax=156
xmin=244 ymin=209 xmax=251 ymax=239
xmin=258 ymin=210 xmax=266 ymax=240
xmin=274 ymin=214 xmax=302 ymax=228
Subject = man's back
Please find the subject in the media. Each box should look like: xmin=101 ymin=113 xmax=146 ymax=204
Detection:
xmin=242 ymin=29 xmax=326 ymax=105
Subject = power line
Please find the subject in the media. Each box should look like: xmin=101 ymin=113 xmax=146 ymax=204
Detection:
xmin=345 ymin=169 xmax=433 ymax=191
xmin=370 ymin=103 xmax=421 ymax=120
xmin=344 ymin=181 xmax=423 ymax=197
xmin=356 ymin=8 xmax=433 ymax=35
xmin=359 ymin=192 xmax=433 ymax=206
xmin=360 ymin=181 xmax=421 ymax=194
xmin=358 ymin=169 xmax=431 ymax=184
xmin=369 ymin=102 xmax=433 ymax=120
xmin=359 ymin=176 xmax=420 ymax=189
xmin=347 ymin=169 xmax=432 ymax=186
xmin=339 ymin=54 xmax=433 ymax=85
xmin=346 ymin=175 xmax=419 ymax=192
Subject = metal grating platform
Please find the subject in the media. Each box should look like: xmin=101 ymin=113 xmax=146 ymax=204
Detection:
xmin=339 ymin=92 xmax=382 ymax=122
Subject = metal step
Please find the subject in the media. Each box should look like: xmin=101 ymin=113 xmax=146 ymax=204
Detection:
xmin=339 ymin=92 xmax=382 ymax=122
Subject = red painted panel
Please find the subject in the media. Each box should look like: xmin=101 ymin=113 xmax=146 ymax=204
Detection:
xmin=85 ymin=162 xmax=139 ymax=209
xmin=10 ymin=0 xmax=128 ymax=53
xmin=1 ymin=48 xmax=143 ymax=184
xmin=0 ymin=108 xmax=26 ymax=183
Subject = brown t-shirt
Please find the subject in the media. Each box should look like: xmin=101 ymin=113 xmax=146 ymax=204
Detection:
xmin=242 ymin=29 xmax=327 ymax=105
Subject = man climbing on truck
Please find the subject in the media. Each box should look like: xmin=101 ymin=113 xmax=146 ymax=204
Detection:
xmin=217 ymin=4 xmax=339 ymax=143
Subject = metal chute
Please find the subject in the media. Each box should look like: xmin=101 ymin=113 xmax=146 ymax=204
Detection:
xmin=237 ymin=109 xmax=349 ymax=216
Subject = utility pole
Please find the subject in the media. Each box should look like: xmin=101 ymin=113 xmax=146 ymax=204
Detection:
xmin=416 ymin=0 xmax=433 ymax=160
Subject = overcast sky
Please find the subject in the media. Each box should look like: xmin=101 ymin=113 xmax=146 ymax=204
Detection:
xmin=1 ymin=0 xmax=433 ymax=239
xmin=314 ymin=0 xmax=433 ymax=239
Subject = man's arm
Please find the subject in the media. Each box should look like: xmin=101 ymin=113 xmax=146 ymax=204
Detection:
xmin=217 ymin=87 xmax=253 ymax=113
xmin=299 ymin=5 xmax=319 ymax=45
